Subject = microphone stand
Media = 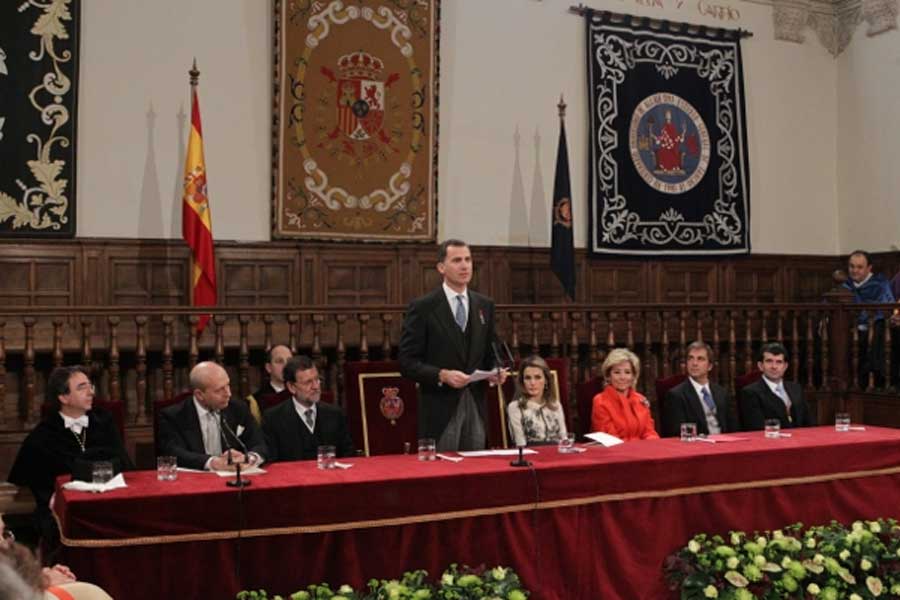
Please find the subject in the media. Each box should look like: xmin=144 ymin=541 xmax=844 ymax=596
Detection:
xmin=219 ymin=412 xmax=251 ymax=488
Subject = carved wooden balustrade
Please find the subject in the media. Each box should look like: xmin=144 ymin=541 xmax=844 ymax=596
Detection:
xmin=0 ymin=296 xmax=891 ymax=438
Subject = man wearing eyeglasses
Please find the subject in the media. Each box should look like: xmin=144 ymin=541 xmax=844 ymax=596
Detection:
xmin=262 ymin=355 xmax=354 ymax=461
xmin=8 ymin=365 xmax=132 ymax=553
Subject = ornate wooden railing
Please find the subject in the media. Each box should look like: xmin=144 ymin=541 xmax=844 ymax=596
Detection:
xmin=0 ymin=287 xmax=890 ymax=436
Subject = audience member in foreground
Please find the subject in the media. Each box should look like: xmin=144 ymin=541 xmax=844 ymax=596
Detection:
xmin=158 ymin=361 xmax=268 ymax=470
xmin=263 ymin=355 xmax=354 ymax=461
xmin=0 ymin=514 xmax=112 ymax=599
xmin=591 ymin=348 xmax=659 ymax=441
xmin=662 ymin=341 xmax=737 ymax=437
xmin=740 ymin=342 xmax=813 ymax=430
xmin=507 ymin=355 xmax=568 ymax=446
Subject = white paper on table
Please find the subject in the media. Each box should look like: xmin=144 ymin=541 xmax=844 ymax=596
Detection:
xmin=333 ymin=462 xmax=354 ymax=469
xmin=213 ymin=465 xmax=267 ymax=477
xmin=458 ymin=448 xmax=538 ymax=457
xmin=583 ymin=432 xmax=625 ymax=447
xmin=468 ymin=369 xmax=509 ymax=383
xmin=62 ymin=473 xmax=128 ymax=493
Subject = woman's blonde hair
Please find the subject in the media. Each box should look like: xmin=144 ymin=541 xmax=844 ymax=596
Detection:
xmin=600 ymin=348 xmax=641 ymax=386
xmin=513 ymin=355 xmax=560 ymax=410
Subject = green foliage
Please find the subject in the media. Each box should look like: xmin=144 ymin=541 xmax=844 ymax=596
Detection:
xmin=664 ymin=519 xmax=900 ymax=599
xmin=238 ymin=564 xmax=529 ymax=600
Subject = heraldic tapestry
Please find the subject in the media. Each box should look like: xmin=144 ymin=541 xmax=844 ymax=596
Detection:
xmin=585 ymin=11 xmax=750 ymax=256
xmin=0 ymin=0 xmax=79 ymax=238
xmin=273 ymin=0 xmax=439 ymax=241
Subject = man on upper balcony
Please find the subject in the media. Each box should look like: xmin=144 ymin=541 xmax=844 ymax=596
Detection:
xmin=843 ymin=250 xmax=894 ymax=386
xmin=740 ymin=342 xmax=813 ymax=430
xmin=662 ymin=341 xmax=737 ymax=437
xmin=398 ymin=239 xmax=506 ymax=452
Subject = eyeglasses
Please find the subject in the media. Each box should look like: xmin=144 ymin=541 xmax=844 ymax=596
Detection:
xmin=293 ymin=377 xmax=324 ymax=389
xmin=73 ymin=383 xmax=96 ymax=394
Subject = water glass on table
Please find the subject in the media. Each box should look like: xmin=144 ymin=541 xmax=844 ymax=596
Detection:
xmin=316 ymin=445 xmax=336 ymax=470
xmin=156 ymin=456 xmax=178 ymax=481
xmin=679 ymin=422 xmax=697 ymax=442
xmin=834 ymin=412 xmax=851 ymax=432
xmin=557 ymin=433 xmax=576 ymax=454
xmin=417 ymin=438 xmax=437 ymax=461
xmin=764 ymin=419 xmax=782 ymax=439
xmin=92 ymin=461 xmax=114 ymax=484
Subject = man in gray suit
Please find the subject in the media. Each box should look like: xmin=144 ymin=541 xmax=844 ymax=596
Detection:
xmin=740 ymin=342 xmax=813 ymax=430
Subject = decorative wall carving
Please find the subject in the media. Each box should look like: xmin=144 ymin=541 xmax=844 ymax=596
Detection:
xmin=771 ymin=0 xmax=897 ymax=55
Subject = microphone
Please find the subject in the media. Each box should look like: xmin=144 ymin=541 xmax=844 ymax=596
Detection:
xmin=217 ymin=411 xmax=251 ymax=488
xmin=218 ymin=411 xmax=249 ymax=456
xmin=510 ymin=444 xmax=532 ymax=468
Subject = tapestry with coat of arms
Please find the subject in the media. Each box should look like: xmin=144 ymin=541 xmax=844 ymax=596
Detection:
xmin=273 ymin=0 xmax=439 ymax=241
xmin=0 ymin=0 xmax=79 ymax=238
xmin=585 ymin=11 xmax=750 ymax=256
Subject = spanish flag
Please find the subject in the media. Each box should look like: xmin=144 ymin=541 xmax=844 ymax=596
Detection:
xmin=182 ymin=66 xmax=217 ymax=333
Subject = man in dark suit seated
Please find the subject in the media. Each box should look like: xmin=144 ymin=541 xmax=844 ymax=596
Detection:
xmin=8 ymin=365 xmax=133 ymax=553
xmin=740 ymin=342 xmax=813 ymax=430
xmin=262 ymin=355 xmax=354 ymax=461
xmin=662 ymin=341 xmax=737 ymax=437
xmin=158 ymin=361 xmax=267 ymax=470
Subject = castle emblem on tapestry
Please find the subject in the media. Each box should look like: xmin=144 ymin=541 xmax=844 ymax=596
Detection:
xmin=273 ymin=0 xmax=439 ymax=241
xmin=584 ymin=11 xmax=751 ymax=256
xmin=0 ymin=0 xmax=79 ymax=238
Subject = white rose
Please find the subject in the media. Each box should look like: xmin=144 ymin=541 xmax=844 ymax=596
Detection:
xmin=688 ymin=540 xmax=701 ymax=553
xmin=807 ymin=583 xmax=820 ymax=595
xmin=727 ymin=557 xmax=739 ymax=569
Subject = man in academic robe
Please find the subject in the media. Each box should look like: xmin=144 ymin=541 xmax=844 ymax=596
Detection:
xmin=8 ymin=366 xmax=133 ymax=551
xmin=158 ymin=361 xmax=267 ymax=471
xmin=262 ymin=355 xmax=354 ymax=461
xmin=398 ymin=239 xmax=505 ymax=451
xmin=247 ymin=344 xmax=293 ymax=422
xmin=662 ymin=341 xmax=737 ymax=437
xmin=740 ymin=342 xmax=814 ymax=430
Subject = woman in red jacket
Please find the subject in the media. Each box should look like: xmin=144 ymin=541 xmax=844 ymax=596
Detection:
xmin=591 ymin=348 xmax=659 ymax=441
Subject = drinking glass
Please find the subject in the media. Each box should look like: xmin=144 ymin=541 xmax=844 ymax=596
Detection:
xmin=680 ymin=422 xmax=697 ymax=442
xmin=156 ymin=456 xmax=177 ymax=481
xmin=417 ymin=438 xmax=437 ymax=461
xmin=764 ymin=419 xmax=781 ymax=439
xmin=316 ymin=445 xmax=336 ymax=470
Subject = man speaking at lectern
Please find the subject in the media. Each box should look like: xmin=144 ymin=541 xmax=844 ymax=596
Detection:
xmin=399 ymin=239 xmax=504 ymax=452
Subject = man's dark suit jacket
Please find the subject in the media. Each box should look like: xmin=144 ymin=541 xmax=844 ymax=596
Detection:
xmin=262 ymin=399 xmax=354 ymax=461
xmin=398 ymin=286 xmax=497 ymax=441
xmin=157 ymin=397 xmax=268 ymax=470
xmin=739 ymin=378 xmax=813 ymax=430
xmin=662 ymin=379 xmax=737 ymax=437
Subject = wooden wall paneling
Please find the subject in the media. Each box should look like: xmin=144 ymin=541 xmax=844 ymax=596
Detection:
xmin=726 ymin=261 xmax=782 ymax=303
xmin=0 ymin=247 xmax=76 ymax=307
xmin=587 ymin=263 xmax=648 ymax=304
xmin=654 ymin=262 xmax=717 ymax=303
xmin=321 ymin=250 xmax=393 ymax=305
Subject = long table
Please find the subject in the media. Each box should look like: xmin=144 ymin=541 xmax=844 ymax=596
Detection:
xmin=54 ymin=426 xmax=900 ymax=600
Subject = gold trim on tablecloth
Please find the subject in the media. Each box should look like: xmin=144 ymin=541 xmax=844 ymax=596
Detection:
xmin=55 ymin=464 xmax=900 ymax=548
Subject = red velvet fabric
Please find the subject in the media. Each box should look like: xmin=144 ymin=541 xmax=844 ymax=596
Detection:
xmin=56 ymin=427 xmax=900 ymax=600
xmin=343 ymin=361 xmax=419 ymax=456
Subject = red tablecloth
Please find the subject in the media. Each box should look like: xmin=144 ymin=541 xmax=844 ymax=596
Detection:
xmin=54 ymin=426 xmax=900 ymax=600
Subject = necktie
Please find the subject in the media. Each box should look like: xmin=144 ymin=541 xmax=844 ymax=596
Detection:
xmin=205 ymin=412 xmax=222 ymax=455
xmin=700 ymin=387 xmax=716 ymax=413
xmin=304 ymin=408 xmax=315 ymax=431
xmin=775 ymin=383 xmax=793 ymax=421
xmin=454 ymin=294 xmax=467 ymax=330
